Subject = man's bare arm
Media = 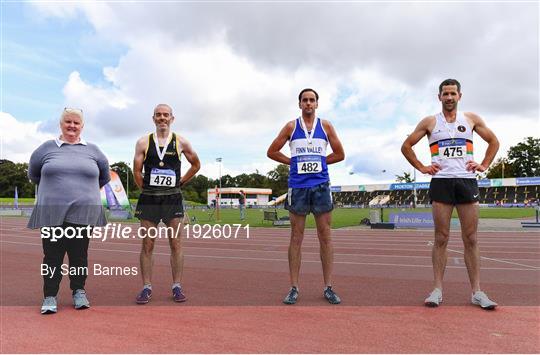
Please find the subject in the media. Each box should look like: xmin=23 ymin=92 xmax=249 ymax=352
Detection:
xmin=267 ymin=121 xmax=294 ymax=165
xmin=465 ymin=112 xmax=499 ymax=172
xmin=401 ymin=116 xmax=441 ymax=175
xmin=322 ymin=120 xmax=345 ymax=164
xmin=133 ymin=136 xmax=147 ymax=189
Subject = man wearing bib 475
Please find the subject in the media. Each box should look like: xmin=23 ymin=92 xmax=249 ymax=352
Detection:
xmin=133 ymin=104 xmax=201 ymax=304
xmin=267 ymin=89 xmax=345 ymax=304
xmin=401 ymin=79 xmax=500 ymax=310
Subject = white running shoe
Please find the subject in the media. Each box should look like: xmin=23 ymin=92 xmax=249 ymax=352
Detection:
xmin=73 ymin=289 xmax=90 ymax=309
xmin=424 ymin=288 xmax=443 ymax=307
xmin=41 ymin=296 xmax=57 ymax=314
xmin=471 ymin=291 xmax=498 ymax=310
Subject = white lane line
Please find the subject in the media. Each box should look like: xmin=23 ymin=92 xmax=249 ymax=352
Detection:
xmin=5 ymin=233 xmax=537 ymax=253
xmin=2 ymin=240 xmax=539 ymax=271
xmin=3 ymin=233 xmax=540 ymax=257
xmin=446 ymin=247 xmax=540 ymax=270
xmin=12 ymin=234 xmax=540 ymax=261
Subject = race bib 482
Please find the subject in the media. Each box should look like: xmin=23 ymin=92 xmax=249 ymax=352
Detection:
xmin=296 ymin=156 xmax=322 ymax=174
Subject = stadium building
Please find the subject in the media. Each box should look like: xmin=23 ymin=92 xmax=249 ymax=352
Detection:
xmin=332 ymin=177 xmax=540 ymax=208
xmin=207 ymin=187 xmax=272 ymax=207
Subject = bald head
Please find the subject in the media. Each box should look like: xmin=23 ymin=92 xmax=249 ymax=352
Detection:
xmin=153 ymin=104 xmax=173 ymax=117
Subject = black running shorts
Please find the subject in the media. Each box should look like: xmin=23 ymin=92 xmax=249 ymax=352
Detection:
xmin=429 ymin=178 xmax=479 ymax=205
xmin=134 ymin=193 xmax=184 ymax=224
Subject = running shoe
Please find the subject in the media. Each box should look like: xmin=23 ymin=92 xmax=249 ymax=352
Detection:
xmin=283 ymin=286 xmax=299 ymax=304
xmin=73 ymin=289 xmax=90 ymax=309
xmin=323 ymin=286 xmax=341 ymax=304
xmin=471 ymin=291 xmax=498 ymax=310
xmin=424 ymin=288 xmax=443 ymax=307
xmin=41 ymin=296 xmax=57 ymax=314
xmin=172 ymin=286 xmax=187 ymax=303
xmin=136 ymin=287 xmax=152 ymax=304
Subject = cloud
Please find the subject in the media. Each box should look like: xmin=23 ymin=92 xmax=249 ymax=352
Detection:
xmin=30 ymin=2 xmax=538 ymax=116
xmin=0 ymin=113 xmax=54 ymax=162
xmin=14 ymin=2 xmax=538 ymax=184
xmin=44 ymin=39 xmax=329 ymax=139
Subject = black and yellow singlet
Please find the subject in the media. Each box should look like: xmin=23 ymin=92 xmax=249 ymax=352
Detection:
xmin=142 ymin=133 xmax=182 ymax=195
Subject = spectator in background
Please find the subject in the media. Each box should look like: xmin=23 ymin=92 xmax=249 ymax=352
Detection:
xmin=238 ymin=190 xmax=246 ymax=220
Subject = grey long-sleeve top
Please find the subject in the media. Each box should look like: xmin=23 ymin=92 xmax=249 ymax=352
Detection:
xmin=27 ymin=139 xmax=111 ymax=228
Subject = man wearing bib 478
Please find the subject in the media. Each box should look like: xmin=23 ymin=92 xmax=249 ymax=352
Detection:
xmin=267 ymin=89 xmax=345 ymax=305
xmin=133 ymin=104 xmax=201 ymax=304
xmin=401 ymin=79 xmax=500 ymax=310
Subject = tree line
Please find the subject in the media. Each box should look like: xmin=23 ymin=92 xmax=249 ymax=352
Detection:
xmin=2 ymin=137 xmax=537 ymax=200
xmin=109 ymin=162 xmax=290 ymax=202
xmin=0 ymin=159 xmax=290 ymax=203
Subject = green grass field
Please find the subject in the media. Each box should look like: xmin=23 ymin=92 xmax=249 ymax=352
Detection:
xmin=1 ymin=197 xmax=536 ymax=228
xmin=149 ymin=206 xmax=537 ymax=228
xmin=0 ymin=197 xmax=35 ymax=203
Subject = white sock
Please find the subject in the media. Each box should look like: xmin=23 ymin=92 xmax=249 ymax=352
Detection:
xmin=172 ymin=282 xmax=181 ymax=290
xmin=143 ymin=284 xmax=152 ymax=290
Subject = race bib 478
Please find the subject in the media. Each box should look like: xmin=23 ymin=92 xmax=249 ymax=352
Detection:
xmin=150 ymin=168 xmax=176 ymax=186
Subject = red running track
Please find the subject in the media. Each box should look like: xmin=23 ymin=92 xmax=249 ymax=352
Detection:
xmin=1 ymin=217 xmax=539 ymax=353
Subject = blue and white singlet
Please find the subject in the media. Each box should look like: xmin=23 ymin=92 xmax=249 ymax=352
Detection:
xmin=288 ymin=117 xmax=330 ymax=188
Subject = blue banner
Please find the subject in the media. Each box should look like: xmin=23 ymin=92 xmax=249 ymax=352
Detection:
xmin=330 ymin=186 xmax=341 ymax=192
xmin=390 ymin=182 xmax=431 ymax=190
xmin=415 ymin=182 xmax=430 ymax=190
xmin=389 ymin=212 xmax=434 ymax=228
xmin=478 ymin=179 xmax=491 ymax=187
xmin=103 ymin=184 xmax=119 ymax=209
xmin=390 ymin=183 xmax=413 ymax=190
xmin=516 ymin=177 xmax=540 ymax=186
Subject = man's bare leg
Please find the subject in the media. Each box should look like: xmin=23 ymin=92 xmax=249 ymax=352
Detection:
xmin=288 ymin=212 xmax=306 ymax=288
xmin=431 ymin=201 xmax=454 ymax=291
xmin=455 ymin=202 xmax=481 ymax=292
xmin=314 ymin=211 xmax=333 ymax=287
xmin=166 ymin=217 xmax=184 ymax=283
xmin=139 ymin=219 xmax=158 ymax=285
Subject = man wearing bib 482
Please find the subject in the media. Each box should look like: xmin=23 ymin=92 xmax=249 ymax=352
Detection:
xmin=401 ymin=79 xmax=500 ymax=310
xmin=267 ymin=89 xmax=345 ymax=304
xmin=133 ymin=104 xmax=201 ymax=304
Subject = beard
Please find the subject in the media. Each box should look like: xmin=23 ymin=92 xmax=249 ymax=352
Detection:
xmin=444 ymin=102 xmax=456 ymax=110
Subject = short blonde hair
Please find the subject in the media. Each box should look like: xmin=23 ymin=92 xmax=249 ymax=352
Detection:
xmin=61 ymin=107 xmax=84 ymax=123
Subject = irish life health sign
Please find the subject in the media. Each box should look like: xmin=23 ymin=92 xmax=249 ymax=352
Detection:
xmin=389 ymin=212 xmax=434 ymax=228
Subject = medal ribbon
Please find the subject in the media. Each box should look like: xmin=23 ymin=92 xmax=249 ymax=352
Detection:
xmin=442 ymin=114 xmax=457 ymax=143
xmin=300 ymin=116 xmax=317 ymax=145
xmin=154 ymin=132 xmax=172 ymax=165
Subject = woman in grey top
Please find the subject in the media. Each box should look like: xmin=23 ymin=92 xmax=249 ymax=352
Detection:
xmin=28 ymin=108 xmax=110 ymax=314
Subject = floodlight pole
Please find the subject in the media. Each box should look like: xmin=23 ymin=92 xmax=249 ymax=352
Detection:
xmin=216 ymin=157 xmax=222 ymax=222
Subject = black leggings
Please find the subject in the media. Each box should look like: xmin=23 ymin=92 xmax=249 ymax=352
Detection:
xmin=41 ymin=223 xmax=91 ymax=297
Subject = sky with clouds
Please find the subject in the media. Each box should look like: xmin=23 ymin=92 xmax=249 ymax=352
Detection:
xmin=1 ymin=1 xmax=538 ymax=186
